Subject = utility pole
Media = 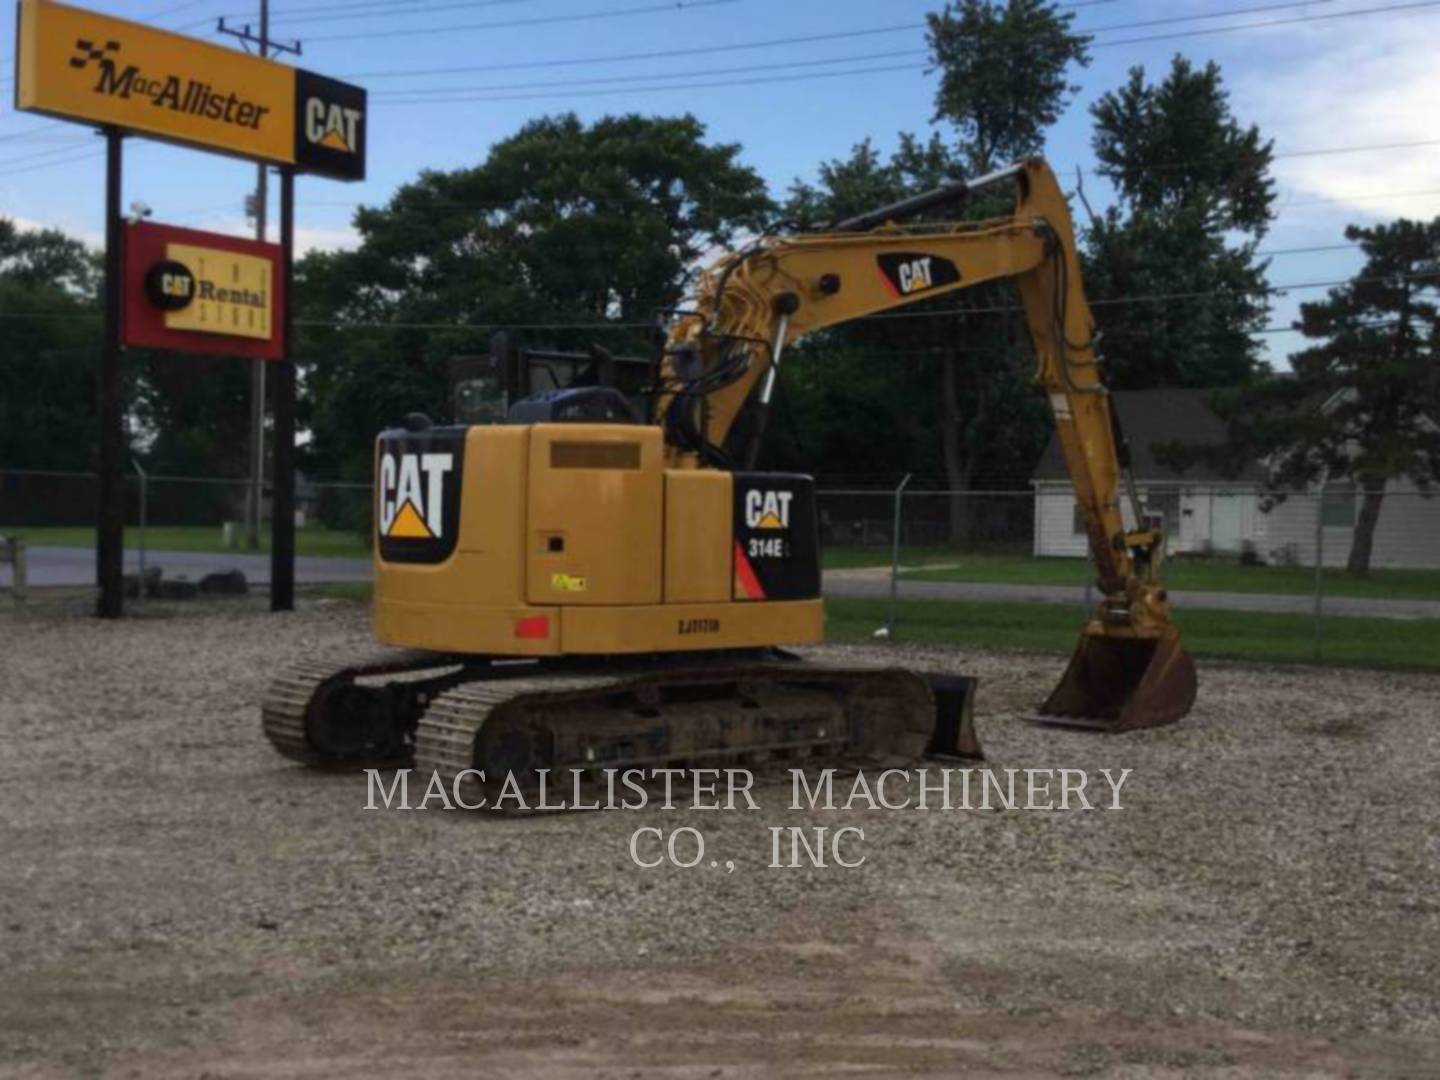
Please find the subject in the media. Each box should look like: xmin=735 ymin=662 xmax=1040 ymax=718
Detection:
xmin=219 ymin=4 xmax=300 ymax=550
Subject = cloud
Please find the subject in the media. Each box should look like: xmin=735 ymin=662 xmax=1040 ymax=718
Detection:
xmin=294 ymin=225 xmax=362 ymax=255
xmin=9 ymin=214 xmax=102 ymax=248
xmin=9 ymin=211 xmax=360 ymax=255
xmin=1234 ymin=14 xmax=1440 ymax=223
xmin=158 ymin=214 xmax=361 ymax=256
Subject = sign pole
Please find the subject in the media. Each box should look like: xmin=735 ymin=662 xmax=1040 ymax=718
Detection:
xmin=246 ymin=0 xmax=272 ymax=551
xmin=96 ymin=126 xmax=126 ymax=619
xmin=247 ymin=195 xmax=267 ymax=549
xmin=271 ymin=166 xmax=297 ymax=612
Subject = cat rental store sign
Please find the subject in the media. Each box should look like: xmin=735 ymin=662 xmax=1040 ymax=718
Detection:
xmin=13 ymin=0 xmax=366 ymax=180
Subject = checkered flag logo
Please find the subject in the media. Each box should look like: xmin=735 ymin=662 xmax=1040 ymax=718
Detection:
xmin=69 ymin=39 xmax=120 ymax=70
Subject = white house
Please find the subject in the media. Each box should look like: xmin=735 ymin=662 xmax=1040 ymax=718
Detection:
xmin=1031 ymin=388 xmax=1440 ymax=568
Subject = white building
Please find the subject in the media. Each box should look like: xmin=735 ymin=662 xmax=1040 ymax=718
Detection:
xmin=1031 ymin=389 xmax=1440 ymax=568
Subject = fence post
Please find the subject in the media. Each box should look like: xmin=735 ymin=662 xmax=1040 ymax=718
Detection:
xmin=132 ymin=460 xmax=148 ymax=608
xmin=6 ymin=537 xmax=27 ymax=605
xmin=887 ymin=474 xmax=913 ymax=641
xmin=1313 ymin=479 xmax=1326 ymax=662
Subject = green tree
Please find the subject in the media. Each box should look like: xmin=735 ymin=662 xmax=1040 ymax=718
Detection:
xmin=0 ymin=220 xmax=103 ymax=479
xmin=1083 ymin=56 xmax=1275 ymax=389
xmin=927 ymin=0 xmax=1091 ymax=173
xmin=1176 ymin=220 xmax=1440 ymax=576
xmin=297 ymin=112 xmax=772 ymax=488
xmin=927 ymin=0 xmax=1090 ymax=533
xmin=1279 ymin=220 xmax=1438 ymax=574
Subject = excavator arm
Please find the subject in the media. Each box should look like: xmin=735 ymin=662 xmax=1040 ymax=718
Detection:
xmin=657 ymin=158 xmax=1197 ymax=731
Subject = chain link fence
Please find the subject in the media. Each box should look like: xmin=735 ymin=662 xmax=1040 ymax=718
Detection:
xmin=0 ymin=469 xmax=371 ymax=583
xmin=818 ymin=482 xmax=1440 ymax=664
xmin=2 ymin=468 xmax=1437 ymax=667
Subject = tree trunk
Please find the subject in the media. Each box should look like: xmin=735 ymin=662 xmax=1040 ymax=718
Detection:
xmin=1345 ymin=477 xmax=1387 ymax=577
xmin=939 ymin=351 xmax=971 ymax=545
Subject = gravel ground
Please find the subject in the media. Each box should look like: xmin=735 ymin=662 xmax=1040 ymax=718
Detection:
xmin=2 ymin=596 xmax=1438 ymax=1077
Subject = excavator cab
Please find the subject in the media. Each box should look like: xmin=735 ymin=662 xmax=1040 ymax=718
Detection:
xmin=449 ymin=334 xmax=652 ymax=426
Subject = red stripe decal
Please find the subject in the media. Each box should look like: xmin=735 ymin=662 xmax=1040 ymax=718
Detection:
xmin=734 ymin=541 xmax=767 ymax=601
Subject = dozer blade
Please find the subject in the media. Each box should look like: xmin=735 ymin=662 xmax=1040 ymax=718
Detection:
xmin=924 ymin=674 xmax=984 ymax=760
xmin=1036 ymin=627 xmax=1197 ymax=732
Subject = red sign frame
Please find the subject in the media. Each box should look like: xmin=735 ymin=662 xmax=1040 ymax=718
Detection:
xmin=122 ymin=221 xmax=285 ymax=360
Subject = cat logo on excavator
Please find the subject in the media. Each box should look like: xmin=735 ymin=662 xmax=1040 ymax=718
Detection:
xmin=745 ymin=489 xmax=793 ymax=530
xmin=378 ymin=452 xmax=453 ymax=540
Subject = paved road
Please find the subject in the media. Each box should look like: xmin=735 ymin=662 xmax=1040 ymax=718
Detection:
xmin=822 ymin=568 xmax=1440 ymax=621
xmin=11 ymin=546 xmax=371 ymax=588
xmin=9 ymin=546 xmax=1438 ymax=620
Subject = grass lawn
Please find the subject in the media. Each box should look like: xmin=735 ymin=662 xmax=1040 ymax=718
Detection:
xmin=821 ymin=546 xmax=963 ymax=571
xmin=3 ymin=524 xmax=369 ymax=559
xmin=826 ymin=596 xmax=1440 ymax=671
xmin=890 ymin=552 xmax=1440 ymax=602
xmin=303 ymin=584 xmax=1439 ymax=673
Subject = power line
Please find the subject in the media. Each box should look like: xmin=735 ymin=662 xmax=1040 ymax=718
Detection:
xmin=0 ymin=140 xmax=109 ymax=170
xmin=1283 ymin=187 xmax=1440 ymax=208
xmin=257 ymin=0 xmax=1112 ymax=28
xmin=296 ymin=0 xmax=1117 ymax=48
xmin=0 ymin=122 xmax=75 ymax=144
xmin=1259 ymin=243 xmax=1361 ymax=257
xmin=858 ymin=270 xmax=1440 ymax=323
xmin=1093 ymin=0 xmax=1440 ymax=49
xmin=1083 ymin=0 xmax=1339 ymax=34
xmin=142 ymin=0 xmax=223 ymax=18
xmin=0 ymin=135 xmax=91 ymax=146
xmin=268 ymin=0 xmax=530 ymax=22
xmin=343 ymin=23 xmax=923 ymax=79
xmin=274 ymin=0 xmax=1118 ymax=47
xmin=0 ymin=310 xmax=1385 ymax=338
xmin=347 ymin=0 xmax=1374 ymax=84
xmin=371 ymin=1 xmax=1440 ymax=104
xmin=192 ymin=163 xmax=1440 ymax=218
xmin=373 ymin=48 xmax=931 ymax=97
xmin=303 ymin=0 xmax=739 ymax=44
xmin=4 ymin=128 xmax=1437 ymax=219
xmin=0 ymin=148 xmax=107 ymax=179
xmin=4 ymin=272 xmax=1434 ymax=330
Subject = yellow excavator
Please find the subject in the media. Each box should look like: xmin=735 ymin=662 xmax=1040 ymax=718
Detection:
xmin=262 ymin=158 xmax=1196 ymax=790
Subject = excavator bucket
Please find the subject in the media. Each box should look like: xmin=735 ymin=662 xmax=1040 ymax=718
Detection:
xmin=1036 ymin=627 xmax=1197 ymax=732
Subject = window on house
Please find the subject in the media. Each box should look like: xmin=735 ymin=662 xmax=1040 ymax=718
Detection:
xmin=1140 ymin=489 xmax=1180 ymax=537
xmin=1072 ymin=501 xmax=1086 ymax=536
xmin=1321 ymin=480 xmax=1357 ymax=528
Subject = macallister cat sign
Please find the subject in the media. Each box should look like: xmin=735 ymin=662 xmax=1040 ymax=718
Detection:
xmin=12 ymin=0 xmax=368 ymax=616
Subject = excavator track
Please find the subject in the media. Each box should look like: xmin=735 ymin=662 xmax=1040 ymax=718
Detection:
xmin=412 ymin=661 xmax=942 ymax=807
xmin=261 ymin=647 xmax=469 ymax=768
xmin=262 ymin=649 xmax=981 ymax=797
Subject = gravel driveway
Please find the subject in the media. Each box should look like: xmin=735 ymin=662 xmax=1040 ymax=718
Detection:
xmin=1 ymin=598 xmax=1437 ymax=1077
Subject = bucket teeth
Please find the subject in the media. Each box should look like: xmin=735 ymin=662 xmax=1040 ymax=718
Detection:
xmin=1036 ymin=628 xmax=1197 ymax=733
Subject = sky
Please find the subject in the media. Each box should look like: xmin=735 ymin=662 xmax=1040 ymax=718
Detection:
xmin=2 ymin=0 xmax=1439 ymax=367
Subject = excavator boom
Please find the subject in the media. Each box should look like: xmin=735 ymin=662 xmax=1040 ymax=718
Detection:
xmin=657 ymin=157 xmax=1196 ymax=730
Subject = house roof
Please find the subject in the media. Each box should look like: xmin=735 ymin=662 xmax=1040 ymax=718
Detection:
xmin=1033 ymin=388 xmax=1264 ymax=483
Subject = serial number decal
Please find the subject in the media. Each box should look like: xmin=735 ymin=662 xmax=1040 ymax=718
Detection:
xmin=678 ymin=618 xmax=721 ymax=635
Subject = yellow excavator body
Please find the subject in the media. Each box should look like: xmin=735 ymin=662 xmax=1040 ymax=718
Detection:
xmin=371 ymin=422 xmax=824 ymax=657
